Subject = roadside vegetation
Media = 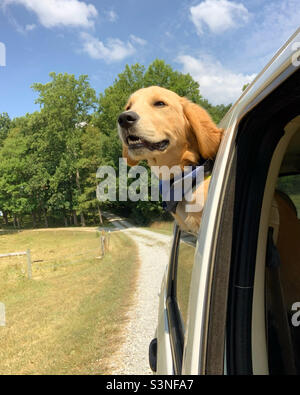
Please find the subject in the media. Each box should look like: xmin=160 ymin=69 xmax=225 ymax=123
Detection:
xmin=0 ymin=229 xmax=139 ymax=374
xmin=144 ymin=220 xmax=175 ymax=235
xmin=0 ymin=60 xmax=231 ymax=228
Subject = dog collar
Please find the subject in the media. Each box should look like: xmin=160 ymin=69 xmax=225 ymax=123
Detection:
xmin=159 ymin=159 xmax=214 ymax=214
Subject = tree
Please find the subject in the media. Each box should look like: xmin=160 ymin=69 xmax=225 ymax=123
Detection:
xmin=31 ymin=72 xmax=97 ymax=226
xmin=242 ymin=83 xmax=250 ymax=92
xmin=0 ymin=112 xmax=11 ymax=146
xmin=77 ymin=124 xmax=104 ymax=224
xmin=0 ymin=124 xmax=30 ymax=227
xmin=144 ymin=59 xmax=202 ymax=102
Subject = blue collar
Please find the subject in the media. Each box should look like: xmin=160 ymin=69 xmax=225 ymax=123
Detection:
xmin=159 ymin=159 xmax=214 ymax=213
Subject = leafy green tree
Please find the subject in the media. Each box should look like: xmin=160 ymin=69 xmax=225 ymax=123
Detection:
xmin=242 ymin=83 xmax=250 ymax=92
xmin=0 ymin=112 xmax=11 ymax=146
xmin=31 ymin=72 xmax=97 ymax=226
xmin=144 ymin=59 xmax=202 ymax=102
xmin=0 ymin=125 xmax=30 ymax=227
xmin=77 ymin=124 xmax=105 ymax=224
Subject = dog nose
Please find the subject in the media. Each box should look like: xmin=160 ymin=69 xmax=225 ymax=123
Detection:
xmin=118 ymin=111 xmax=140 ymax=128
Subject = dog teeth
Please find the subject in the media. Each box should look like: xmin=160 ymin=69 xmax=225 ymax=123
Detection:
xmin=128 ymin=138 xmax=142 ymax=145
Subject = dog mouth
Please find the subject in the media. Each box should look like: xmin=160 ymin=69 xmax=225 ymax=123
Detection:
xmin=126 ymin=135 xmax=170 ymax=152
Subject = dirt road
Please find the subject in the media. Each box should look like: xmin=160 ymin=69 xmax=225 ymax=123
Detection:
xmin=104 ymin=215 xmax=172 ymax=375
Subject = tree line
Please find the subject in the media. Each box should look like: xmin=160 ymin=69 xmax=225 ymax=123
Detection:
xmin=0 ymin=60 xmax=231 ymax=228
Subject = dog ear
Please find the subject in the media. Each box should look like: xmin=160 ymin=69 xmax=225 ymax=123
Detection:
xmin=122 ymin=145 xmax=139 ymax=166
xmin=181 ymin=98 xmax=223 ymax=159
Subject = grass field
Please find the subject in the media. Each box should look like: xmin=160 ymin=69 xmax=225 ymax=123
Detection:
xmin=144 ymin=220 xmax=175 ymax=235
xmin=0 ymin=229 xmax=139 ymax=375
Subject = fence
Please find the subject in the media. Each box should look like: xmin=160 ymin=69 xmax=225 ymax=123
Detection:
xmin=99 ymin=230 xmax=111 ymax=258
xmin=0 ymin=230 xmax=111 ymax=279
xmin=0 ymin=249 xmax=32 ymax=279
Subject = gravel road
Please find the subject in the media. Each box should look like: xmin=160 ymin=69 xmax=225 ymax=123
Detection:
xmin=104 ymin=215 xmax=172 ymax=375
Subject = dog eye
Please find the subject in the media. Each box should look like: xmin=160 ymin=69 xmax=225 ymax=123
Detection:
xmin=154 ymin=101 xmax=166 ymax=107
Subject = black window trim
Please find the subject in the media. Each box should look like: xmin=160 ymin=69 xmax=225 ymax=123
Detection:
xmin=166 ymin=225 xmax=198 ymax=374
xmin=166 ymin=224 xmax=184 ymax=374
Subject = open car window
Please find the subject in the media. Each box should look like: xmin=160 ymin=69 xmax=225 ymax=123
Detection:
xmin=266 ymin=171 xmax=300 ymax=374
xmin=277 ymin=175 xmax=300 ymax=218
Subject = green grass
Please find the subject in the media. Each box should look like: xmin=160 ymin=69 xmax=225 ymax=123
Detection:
xmin=143 ymin=220 xmax=175 ymax=236
xmin=0 ymin=229 xmax=139 ymax=375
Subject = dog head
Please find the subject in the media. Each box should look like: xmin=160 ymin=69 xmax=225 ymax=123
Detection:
xmin=118 ymin=86 xmax=223 ymax=169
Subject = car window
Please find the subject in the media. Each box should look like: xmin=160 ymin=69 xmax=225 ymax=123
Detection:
xmin=166 ymin=175 xmax=212 ymax=373
xmin=175 ymin=231 xmax=197 ymax=331
xmin=277 ymin=175 xmax=300 ymax=218
xmin=266 ymin=173 xmax=300 ymax=374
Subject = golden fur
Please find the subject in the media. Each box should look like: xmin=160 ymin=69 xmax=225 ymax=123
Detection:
xmin=118 ymin=86 xmax=223 ymax=233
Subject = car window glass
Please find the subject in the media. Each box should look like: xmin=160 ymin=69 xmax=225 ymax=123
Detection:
xmin=277 ymin=175 xmax=300 ymax=218
xmin=266 ymin=173 xmax=300 ymax=374
xmin=176 ymin=231 xmax=197 ymax=331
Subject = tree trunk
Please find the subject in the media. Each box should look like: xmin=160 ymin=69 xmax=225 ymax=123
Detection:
xmin=64 ymin=216 xmax=68 ymax=227
xmin=43 ymin=208 xmax=48 ymax=228
xmin=73 ymin=212 xmax=78 ymax=226
xmin=98 ymin=206 xmax=103 ymax=225
xmin=75 ymin=169 xmax=86 ymax=227
xmin=80 ymin=213 xmax=86 ymax=227
xmin=16 ymin=216 xmax=21 ymax=229
xmin=3 ymin=211 xmax=8 ymax=226
xmin=32 ymin=211 xmax=37 ymax=228
xmin=13 ymin=214 xmax=17 ymax=229
xmin=37 ymin=210 xmax=41 ymax=225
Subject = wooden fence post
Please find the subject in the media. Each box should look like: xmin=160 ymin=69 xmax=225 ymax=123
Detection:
xmin=107 ymin=231 xmax=111 ymax=252
xmin=26 ymin=249 xmax=32 ymax=279
xmin=100 ymin=231 xmax=105 ymax=257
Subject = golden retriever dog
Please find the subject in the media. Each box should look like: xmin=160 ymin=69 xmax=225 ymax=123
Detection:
xmin=118 ymin=86 xmax=223 ymax=234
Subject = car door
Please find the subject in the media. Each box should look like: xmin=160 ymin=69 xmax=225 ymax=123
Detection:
xmin=153 ymin=30 xmax=300 ymax=375
xmin=183 ymin=40 xmax=300 ymax=375
xmin=152 ymin=224 xmax=197 ymax=374
xmin=203 ymin=66 xmax=300 ymax=375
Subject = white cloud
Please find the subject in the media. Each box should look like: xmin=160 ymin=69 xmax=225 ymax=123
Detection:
xmin=244 ymin=0 xmax=300 ymax=67
xmin=80 ymin=32 xmax=136 ymax=62
xmin=129 ymin=34 xmax=147 ymax=46
xmin=2 ymin=0 xmax=98 ymax=28
xmin=106 ymin=9 xmax=118 ymax=22
xmin=177 ymin=54 xmax=256 ymax=105
xmin=25 ymin=23 xmax=36 ymax=31
xmin=190 ymin=0 xmax=250 ymax=35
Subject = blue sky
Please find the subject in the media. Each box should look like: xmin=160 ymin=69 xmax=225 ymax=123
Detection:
xmin=0 ymin=0 xmax=299 ymax=119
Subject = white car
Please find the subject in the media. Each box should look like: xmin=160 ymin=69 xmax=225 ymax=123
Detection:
xmin=149 ymin=28 xmax=300 ymax=375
